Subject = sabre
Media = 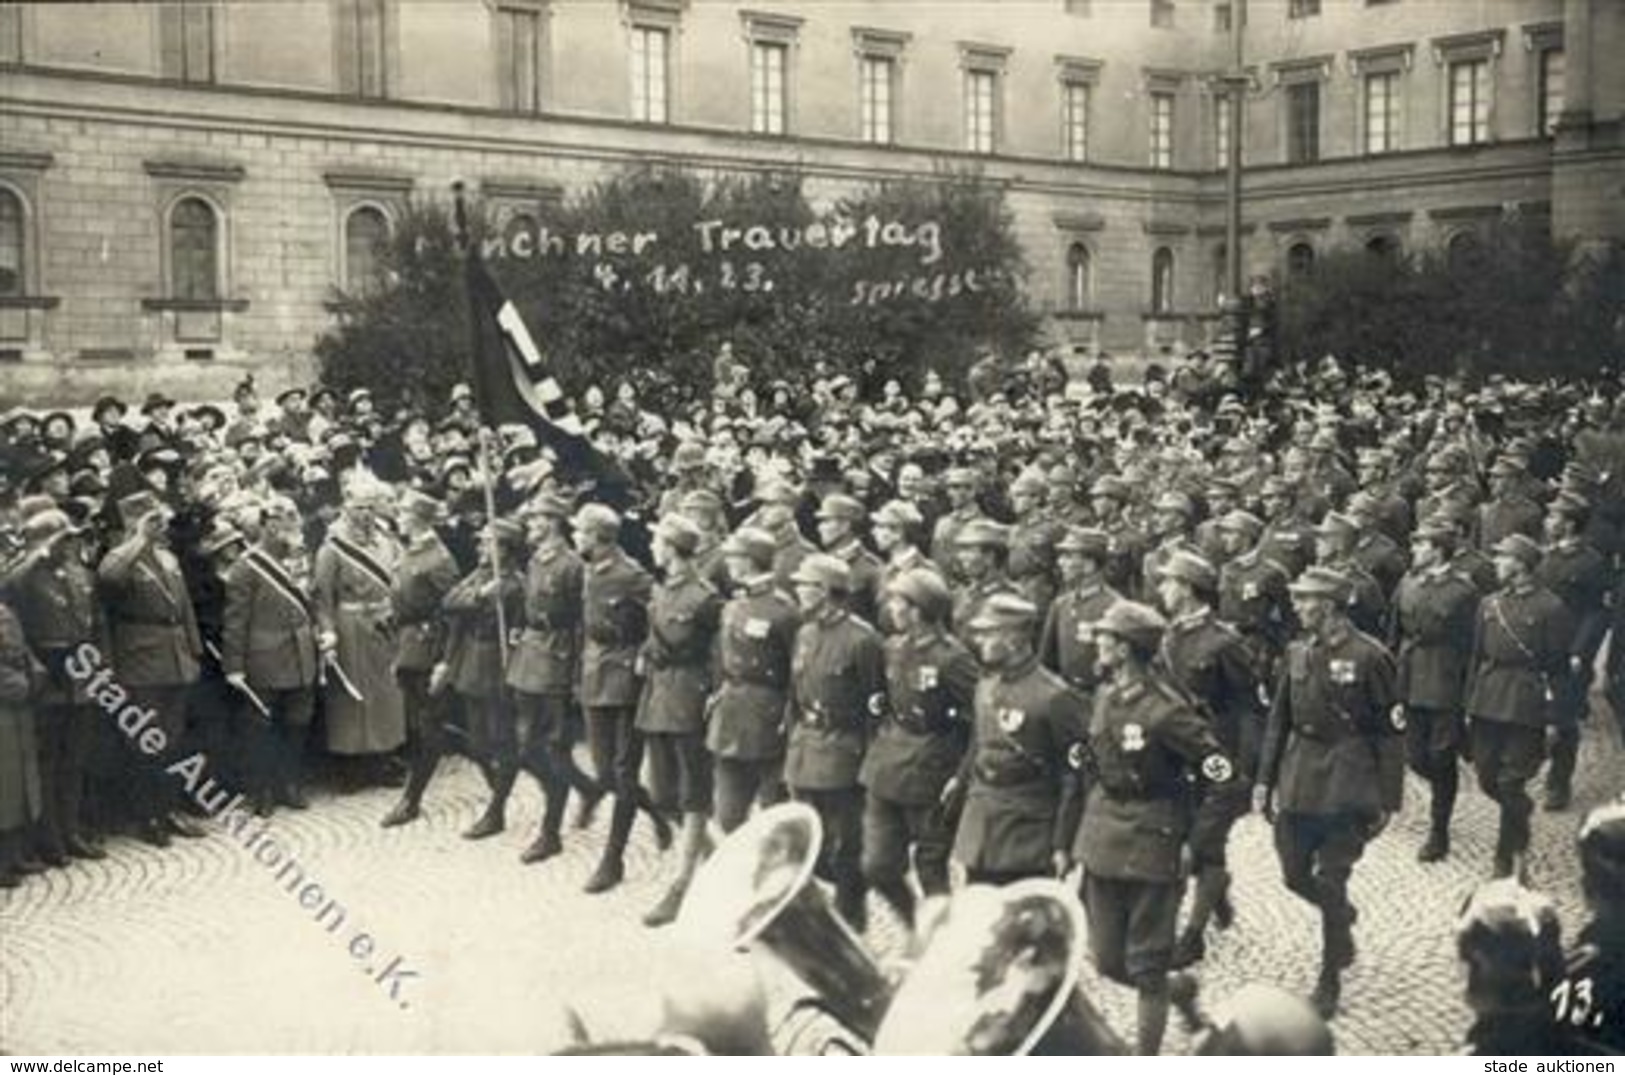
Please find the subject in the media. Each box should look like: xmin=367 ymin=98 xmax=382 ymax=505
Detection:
xmin=324 ymin=652 xmax=366 ymax=701
xmin=204 ymin=640 xmax=272 ymax=719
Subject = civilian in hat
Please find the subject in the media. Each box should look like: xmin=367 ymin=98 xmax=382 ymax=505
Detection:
xmin=0 ymin=592 xmax=45 ymax=888
xmin=39 ymin=412 xmax=75 ymax=452
xmin=23 ymin=452 xmax=70 ymax=502
xmin=221 ymin=494 xmax=323 ymax=815
xmin=379 ymin=492 xmax=463 ymax=829
xmin=306 ymin=387 xmax=339 ymax=443
xmin=271 ymin=387 xmax=311 ymax=444
xmin=1040 ymin=527 xmax=1120 ymax=699
xmin=950 ymin=519 xmax=1017 ymax=646
xmin=1064 ymin=599 xmax=1233 ymax=1055
xmin=657 ymin=441 xmax=712 ymax=518
xmin=859 ymin=566 xmax=976 ymax=926
xmin=1531 ymin=497 xmax=1609 ymax=813
xmin=5 ymin=507 xmax=104 ymax=864
xmin=96 ymin=489 xmax=205 ymax=847
xmin=1257 ymin=565 xmax=1403 ymax=1018
xmin=572 ymin=502 xmax=666 ymax=894
xmin=951 ymin=592 xmax=1085 ymax=885
xmin=92 ymin=395 xmax=127 ymax=435
xmin=815 ymin=493 xmax=881 ymax=627
xmin=312 ymin=479 xmax=406 ymax=782
xmin=929 ymin=467 xmax=985 ymax=584
xmin=637 ymin=513 xmax=724 ymax=927
xmin=1153 ymin=552 xmax=1259 ymax=971
xmin=784 ymin=552 xmax=886 ymax=930
xmin=706 ymin=526 xmax=798 ymax=834
xmin=438 ymin=517 xmax=526 ymax=840
xmin=1392 ymin=520 xmax=1480 ymax=864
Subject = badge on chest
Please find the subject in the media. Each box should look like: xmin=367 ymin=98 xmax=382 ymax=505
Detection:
xmin=1074 ymin=621 xmax=1094 ymax=644
xmin=744 ymin=617 xmax=770 ymax=639
xmin=917 ymin=665 xmax=938 ymax=690
xmin=1242 ymin=581 xmax=1260 ymax=600
xmin=1329 ymin=657 xmax=1357 ymax=685
xmin=1121 ymin=722 xmax=1146 ymax=753
xmin=998 ymin=708 xmax=1026 ymax=733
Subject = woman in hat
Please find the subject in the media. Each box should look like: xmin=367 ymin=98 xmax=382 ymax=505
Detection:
xmin=312 ymin=478 xmax=406 ymax=782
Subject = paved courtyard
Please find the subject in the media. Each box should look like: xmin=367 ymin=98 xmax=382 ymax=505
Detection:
xmin=2 ymin=702 xmax=1620 ymax=1056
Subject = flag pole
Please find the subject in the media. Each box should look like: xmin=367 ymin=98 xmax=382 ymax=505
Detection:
xmin=452 ymin=180 xmax=511 ymax=671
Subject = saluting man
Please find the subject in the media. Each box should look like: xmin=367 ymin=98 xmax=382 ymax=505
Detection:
xmin=784 ymin=553 xmax=887 ymax=930
xmin=950 ymin=593 xmax=1087 ymax=886
xmin=859 ymin=567 xmax=976 ymax=925
xmin=221 ymin=495 xmax=322 ymax=815
xmin=1255 ymin=566 xmax=1403 ymax=1019
xmin=1064 ymin=599 xmax=1235 ymax=1056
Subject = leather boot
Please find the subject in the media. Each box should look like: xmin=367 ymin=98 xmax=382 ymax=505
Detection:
xmin=1135 ymin=979 xmax=1171 ymax=1056
xmin=584 ymin=796 xmax=635 ymax=894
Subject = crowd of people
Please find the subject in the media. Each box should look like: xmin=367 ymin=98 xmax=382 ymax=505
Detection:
xmin=0 ymin=353 xmax=1622 ymax=1055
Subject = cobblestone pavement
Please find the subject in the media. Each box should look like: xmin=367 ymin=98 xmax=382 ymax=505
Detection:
xmin=2 ymin=700 xmax=1620 ymax=1056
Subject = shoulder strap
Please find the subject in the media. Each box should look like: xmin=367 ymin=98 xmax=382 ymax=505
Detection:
xmin=329 ymin=533 xmax=392 ymax=593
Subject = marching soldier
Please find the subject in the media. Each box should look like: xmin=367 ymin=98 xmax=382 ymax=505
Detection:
xmin=784 ymin=553 xmax=887 ymax=929
xmin=503 ymin=491 xmax=596 ymax=861
xmin=1389 ymin=519 xmax=1479 ymax=863
xmin=1090 ymin=475 xmax=1147 ymax=600
xmin=871 ymin=499 xmax=930 ymax=633
xmin=814 ymin=493 xmax=881 ymax=627
xmin=1040 ymin=526 xmax=1119 ymax=700
xmin=1533 ymin=492 xmax=1609 ymax=812
xmin=96 ymin=490 xmax=205 ymax=847
xmin=760 ymin=502 xmax=815 ymax=599
xmin=221 ymin=495 xmax=322 ymax=815
xmin=1464 ymin=534 xmax=1576 ymax=878
xmin=1006 ymin=469 xmax=1058 ymax=616
xmin=1140 ymin=492 xmax=1200 ymax=601
xmin=1255 ymin=566 xmax=1403 ymax=1018
xmin=950 ymin=519 xmax=1017 ymax=645
xmin=1064 ymin=599 xmax=1235 ymax=1056
xmin=1476 ymin=456 xmax=1544 ymax=550
xmin=1215 ymin=509 xmax=1293 ymax=683
xmin=1256 ymin=477 xmax=1314 ymax=580
xmin=574 ymin=503 xmax=665 ymax=893
xmin=1344 ymin=493 xmax=1408 ymax=597
xmin=859 ymin=567 xmax=976 ymax=925
xmin=638 ymin=514 xmax=723 ymax=928
xmin=381 ymin=490 xmax=462 ymax=829
xmin=950 ymin=593 xmax=1087 ymax=885
xmin=706 ymin=526 xmax=798 ymax=833
xmin=1153 ymin=551 xmax=1259 ymax=968
xmin=1311 ymin=512 xmax=1388 ymax=637
xmin=439 ymin=518 xmax=526 ymax=840
xmin=5 ymin=507 xmax=105 ymax=860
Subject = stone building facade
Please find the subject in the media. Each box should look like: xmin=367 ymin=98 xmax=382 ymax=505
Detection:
xmin=0 ymin=0 xmax=1620 ymax=402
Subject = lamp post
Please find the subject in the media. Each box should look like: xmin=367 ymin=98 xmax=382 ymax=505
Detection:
xmin=1220 ymin=0 xmax=1253 ymax=392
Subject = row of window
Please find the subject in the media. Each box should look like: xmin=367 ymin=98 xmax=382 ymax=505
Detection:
xmin=0 ymin=186 xmax=392 ymax=302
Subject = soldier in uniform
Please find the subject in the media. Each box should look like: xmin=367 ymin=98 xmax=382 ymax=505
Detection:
xmin=929 ymin=467 xmax=984 ymax=583
xmin=1311 ymin=511 xmax=1388 ymax=637
xmin=1215 ymin=509 xmax=1293 ymax=686
xmin=574 ymin=503 xmax=664 ymax=893
xmin=814 ymin=493 xmax=881 ymax=627
xmin=706 ymin=526 xmax=798 ymax=833
xmin=1476 ymin=456 xmax=1544 ymax=550
xmin=1063 ymin=599 xmax=1234 ymax=1056
xmin=1256 ymin=477 xmax=1314 ymax=581
xmin=760 ymin=502 xmax=815 ymax=599
xmin=1040 ymin=527 xmax=1120 ymax=700
xmin=1140 ymin=492 xmax=1200 ymax=600
xmin=221 ymin=495 xmax=322 ymax=815
xmin=871 ymin=499 xmax=929 ymax=633
xmin=1005 ymin=469 xmax=1058 ymax=616
xmin=502 ymin=491 xmax=596 ymax=861
xmin=1417 ymin=448 xmax=1479 ymax=526
xmin=1389 ymin=519 xmax=1479 ymax=862
xmin=1549 ymin=796 xmax=1625 ymax=1055
xmin=679 ymin=488 xmax=734 ymax=596
xmin=950 ymin=519 xmax=1017 ymax=645
xmin=859 ymin=567 xmax=976 ymax=925
xmin=381 ymin=490 xmax=462 ymax=829
xmin=1533 ymin=492 xmax=1609 ymax=812
xmin=783 ymin=553 xmax=886 ymax=929
xmin=1465 ymin=534 xmax=1576 ymax=878
xmin=1344 ymin=492 xmax=1408 ymax=597
xmin=950 ymin=593 xmax=1087 ymax=885
xmin=5 ymin=507 xmax=104 ymax=860
xmin=97 ymin=490 xmax=205 ymax=847
xmin=1255 ymin=566 xmax=1403 ymax=1018
xmin=637 ymin=514 xmax=723 ymax=928
xmin=1153 ymin=551 xmax=1259 ymax=968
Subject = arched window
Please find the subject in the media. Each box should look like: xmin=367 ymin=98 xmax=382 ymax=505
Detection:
xmin=1066 ymin=242 xmax=1092 ymax=310
xmin=1365 ymin=232 xmax=1401 ymax=265
xmin=170 ymin=196 xmax=219 ymax=300
xmin=344 ymin=205 xmax=391 ymax=295
xmin=0 ymin=188 xmax=22 ymax=298
xmin=1151 ymin=246 xmax=1175 ymax=314
xmin=1287 ymin=240 xmax=1316 ymax=278
xmin=1446 ymin=230 xmax=1482 ymax=272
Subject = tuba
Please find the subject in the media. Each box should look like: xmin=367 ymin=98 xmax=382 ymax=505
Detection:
xmin=676 ymin=802 xmax=893 ymax=1045
xmin=874 ymin=879 xmax=1127 ymax=1056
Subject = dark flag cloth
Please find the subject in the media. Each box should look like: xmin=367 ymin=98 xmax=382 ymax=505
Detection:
xmin=462 ymin=249 xmax=631 ymax=496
